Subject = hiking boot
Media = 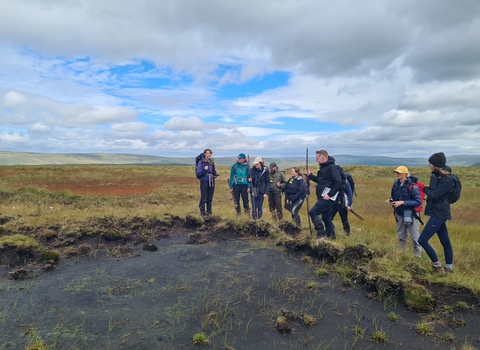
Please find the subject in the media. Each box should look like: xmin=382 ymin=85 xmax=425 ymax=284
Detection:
xmin=445 ymin=267 xmax=454 ymax=274
xmin=326 ymin=230 xmax=336 ymax=240
xmin=432 ymin=265 xmax=446 ymax=276
xmin=413 ymin=250 xmax=422 ymax=258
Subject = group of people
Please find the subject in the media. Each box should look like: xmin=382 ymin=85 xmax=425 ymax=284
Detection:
xmin=196 ymin=148 xmax=457 ymax=275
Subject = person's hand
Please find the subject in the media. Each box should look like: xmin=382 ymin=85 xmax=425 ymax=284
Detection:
xmin=323 ymin=194 xmax=330 ymax=200
xmin=263 ymin=194 xmax=268 ymax=199
xmin=247 ymin=188 xmax=251 ymax=193
xmin=346 ymin=206 xmax=351 ymax=211
xmin=305 ymin=169 xmax=311 ymax=176
xmin=276 ymin=182 xmax=281 ymax=187
xmin=229 ymin=189 xmax=233 ymax=193
xmin=393 ymin=201 xmax=404 ymax=208
xmin=385 ymin=199 xmax=392 ymax=204
xmin=248 ymin=178 xmax=252 ymax=182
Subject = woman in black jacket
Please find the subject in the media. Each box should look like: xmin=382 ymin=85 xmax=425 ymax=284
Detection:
xmin=418 ymin=152 xmax=454 ymax=275
xmin=249 ymin=157 xmax=270 ymax=220
xmin=284 ymin=167 xmax=306 ymax=227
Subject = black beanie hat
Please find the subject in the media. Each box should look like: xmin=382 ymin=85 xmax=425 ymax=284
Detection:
xmin=428 ymin=152 xmax=446 ymax=168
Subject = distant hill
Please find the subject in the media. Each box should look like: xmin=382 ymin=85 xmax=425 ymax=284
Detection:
xmin=1 ymin=150 xmax=479 ymax=168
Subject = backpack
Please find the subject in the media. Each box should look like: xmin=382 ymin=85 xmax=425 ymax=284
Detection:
xmin=194 ymin=153 xmax=203 ymax=176
xmin=336 ymin=165 xmax=356 ymax=196
xmin=448 ymin=173 xmax=462 ymax=204
xmin=408 ymin=177 xmax=425 ymax=213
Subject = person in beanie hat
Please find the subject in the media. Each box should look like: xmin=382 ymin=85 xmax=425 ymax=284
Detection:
xmin=386 ymin=165 xmax=423 ymax=257
xmin=248 ymin=157 xmax=270 ymax=220
xmin=268 ymin=162 xmax=286 ymax=220
xmin=428 ymin=152 xmax=446 ymax=168
xmin=228 ymin=153 xmax=250 ymax=215
xmin=418 ymin=152 xmax=455 ymax=275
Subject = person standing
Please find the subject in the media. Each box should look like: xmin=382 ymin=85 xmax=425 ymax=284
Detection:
xmin=305 ymin=150 xmax=342 ymax=239
xmin=195 ymin=149 xmax=218 ymax=217
xmin=268 ymin=162 xmax=286 ymax=220
xmin=248 ymin=157 xmax=270 ymax=220
xmin=284 ymin=167 xmax=306 ymax=227
xmin=418 ymin=152 xmax=455 ymax=275
xmin=229 ymin=153 xmax=250 ymax=215
xmin=331 ymin=179 xmax=353 ymax=236
xmin=386 ymin=166 xmax=423 ymax=257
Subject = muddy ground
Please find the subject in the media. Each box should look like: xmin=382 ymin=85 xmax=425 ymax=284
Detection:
xmin=1 ymin=217 xmax=480 ymax=350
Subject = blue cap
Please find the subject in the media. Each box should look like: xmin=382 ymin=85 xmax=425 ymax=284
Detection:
xmin=238 ymin=153 xmax=246 ymax=159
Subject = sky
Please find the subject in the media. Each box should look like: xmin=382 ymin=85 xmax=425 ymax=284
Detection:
xmin=1 ymin=0 xmax=480 ymax=159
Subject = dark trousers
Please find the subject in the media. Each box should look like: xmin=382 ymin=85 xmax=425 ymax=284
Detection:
xmin=418 ymin=217 xmax=453 ymax=265
xmin=289 ymin=198 xmax=304 ymax=226
xmin=309 ymin=199 xmax=335 ymax=237
xmin=252 ymin=195 xmax=265 ymax=220
xmin=268 ymin=192 xmax=283 ymax=219
xmin=233 ymin=184 xmax=249 ymax=213
xmin=199 ymin=182 xmax=215 ymax=216
xmin=331 ymin=203 xmax=350 ymax=235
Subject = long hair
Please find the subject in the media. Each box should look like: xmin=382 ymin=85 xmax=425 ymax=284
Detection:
xmin=431 ymin=165 xmax=450 ymax=177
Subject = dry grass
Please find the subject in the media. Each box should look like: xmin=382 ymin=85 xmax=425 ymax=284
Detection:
xmin=0 ymin=164 xmax=479 ymax=293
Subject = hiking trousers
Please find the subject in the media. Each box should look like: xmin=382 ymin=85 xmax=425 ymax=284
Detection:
xmin=309 ymin=199 xmax=335 ymax=237
xmin=394 ymin=213 xmax=422 ymax=256
xmin=268 ymin=192 xmax=283 ymax=219
xmin=199 ymin=182 xmax=215 ymax=216
xmin=418 ymin=217 xmax=453 ymax=265
xmin=289 ymin=198 xmax=304 ymax=227
xmin=233 ymin=184 xmax=249 ymax=213
xmin=331 ymin=203 xmax=350 ymax=235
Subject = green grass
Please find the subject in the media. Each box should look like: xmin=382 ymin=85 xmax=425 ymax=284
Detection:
xmin=0 ymin=164 xmax=479 ymax=297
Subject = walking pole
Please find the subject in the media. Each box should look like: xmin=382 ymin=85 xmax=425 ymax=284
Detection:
xmin=247 ymin=155 xmax=256 ymax=224
xmin=305 ymin=147 xmax=313 ymax=237
xmin=350 ymin=209 xmax=365 ymax=221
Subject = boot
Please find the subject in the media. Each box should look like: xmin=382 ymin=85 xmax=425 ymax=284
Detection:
xmin=199 ymin=202 xmax=207 ymax=217
xmin=206 ymin=202 xmax=212 ymax=217
xmin=326 ymin=230 xmax=336 ymax=240
xmin=311 ymin=216 xmax=326 ymax=238
xmin=294 ymin=215 xmax=301 ymax=228
xmin=343 ymin=222 xmax=350 ymax=236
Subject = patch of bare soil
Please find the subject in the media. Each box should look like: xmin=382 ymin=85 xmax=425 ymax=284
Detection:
xmin=1 ymin=216 xmax=479 ymax=349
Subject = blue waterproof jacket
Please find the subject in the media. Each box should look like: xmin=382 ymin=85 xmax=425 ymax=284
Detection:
xmin=335 ymin=181 xmax=353 ymax=208
xmin=390 ymin=176 xmax=421 ymax=215
xmin=196 ymin=157 xmax=218 ymax=183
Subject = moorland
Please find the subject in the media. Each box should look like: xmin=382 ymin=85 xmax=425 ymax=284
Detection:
xmin=0 ymin=164 xmax=479 ymax=350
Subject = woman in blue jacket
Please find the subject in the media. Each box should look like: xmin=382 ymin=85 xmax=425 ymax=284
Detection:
xmin=284 ymin=167 xmax=306 ymax=227
xmin=248 ymin=157 xmax=270 ymax=220
xmin=386 ymin=166 xmax=422 ymax=257
xmin=418 ymin=152 xmax=455 ymax=275
xmin=195 ymin=149 xmax=218 ymax=217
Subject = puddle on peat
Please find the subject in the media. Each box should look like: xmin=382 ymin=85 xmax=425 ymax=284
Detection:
xmin=0 ymin=233 xmax=479 ymax=349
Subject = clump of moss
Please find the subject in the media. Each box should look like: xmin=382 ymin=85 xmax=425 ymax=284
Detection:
xmin=404 ymin=283 xmax=435 ymax=312
xmin=0 ymin=234 xmax=41 ymax=250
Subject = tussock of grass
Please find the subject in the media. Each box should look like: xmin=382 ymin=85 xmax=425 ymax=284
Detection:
xmin=0 ymin=234 xmax=41 ymax=250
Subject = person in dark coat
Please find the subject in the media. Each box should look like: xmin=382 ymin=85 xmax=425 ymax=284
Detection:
xmin=248 ymin=157 xmax=270 ymax=220
xmin=418 ymin=152 xmax=455 ymax=275
xmin=305 ymin=150 xmax=342 ymax=239
xmin=284 ymin=167 xmax=306 ymax=227
xmin=229 ymin=153 xmax=250 ymax=215
xmin=195 ymin=148 xmax=219 ymax=217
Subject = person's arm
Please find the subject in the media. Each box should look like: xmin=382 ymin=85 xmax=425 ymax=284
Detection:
xmin=326 ymin=166 xmax=342 ymax=198
xmin=425 ymin=175 xmax=453 ymax=201
xmin=403 ymin=184 xmax=421 ymax=208
xmin=229 ymin=165 xmax=235 ymax=189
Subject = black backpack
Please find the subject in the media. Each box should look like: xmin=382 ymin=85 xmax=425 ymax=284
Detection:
xmin=337 ymin=165 xmax=356 ymax=196
xmin=448 ymin=173 xmax=462 ymax=204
